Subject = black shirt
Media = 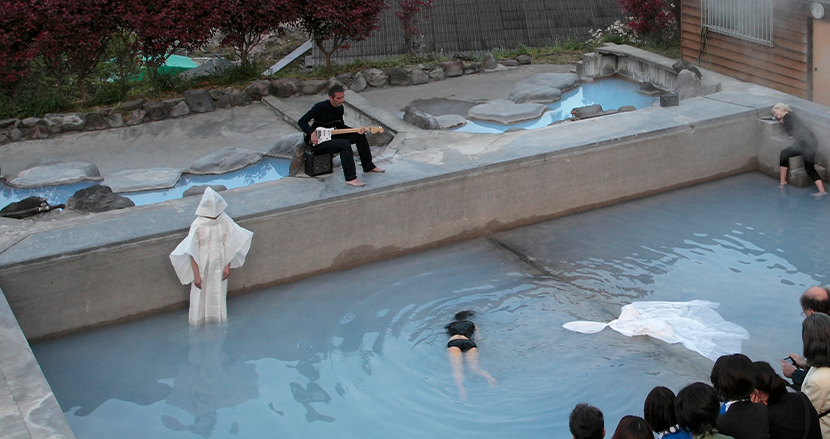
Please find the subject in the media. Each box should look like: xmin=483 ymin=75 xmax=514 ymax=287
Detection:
xmin=297 ymin=100 xmax=348 ymax=134
xmin=447 ymin=320 xmax=475 ymax=338
xmin=783 ymin=112 xmax=818 ymax=150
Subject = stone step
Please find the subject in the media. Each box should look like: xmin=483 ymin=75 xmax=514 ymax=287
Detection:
xmin=788 ymin=164 xmax=827 ymax=188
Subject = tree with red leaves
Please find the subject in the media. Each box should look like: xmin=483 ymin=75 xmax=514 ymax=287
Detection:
xmin=218 ymin=0 xmax=299 ymax=69
xmin=296 ymin=0 xmax=388 ymax=74
xmin=616 ymin=0 xmax=677 ymax=37
xmin=0 ymin=0 xmax=42 ymax=85
xmin=125 ymin=0 xmax=223 ymax=84
xmin=33 ymin=0 xmax=122 ymax=101
xmin=395 ymin=0 xmax=433 ymax=56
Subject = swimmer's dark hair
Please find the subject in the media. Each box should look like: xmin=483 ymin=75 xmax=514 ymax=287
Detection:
xmin=644 ymin=386 xmax=678 ymax=433
xmin=710 ymin=353 xmax=754 ymax=401
xmin=675 ymin=383 xmax=719 ymax=436
xmin=569 ymin=403 xmax=604 ymax=439
xmin=328 ymin=84 xmax=346 ymax=96
xmin=452 ymin=310 xmax=475 ymax=321
xmin=752 ymin=361 xmax=788 ymax=405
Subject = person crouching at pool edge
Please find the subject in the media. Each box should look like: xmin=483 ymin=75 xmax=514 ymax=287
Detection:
xmin=772 ymin=103 xmax=827 ymax=198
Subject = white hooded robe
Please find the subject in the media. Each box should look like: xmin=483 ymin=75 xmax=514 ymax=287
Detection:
xmin=170 ymin=188 xmax=253 ymax=326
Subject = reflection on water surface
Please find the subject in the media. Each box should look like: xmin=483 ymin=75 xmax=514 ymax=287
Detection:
xmin=32 ymin=173 xmax=829 ymax=438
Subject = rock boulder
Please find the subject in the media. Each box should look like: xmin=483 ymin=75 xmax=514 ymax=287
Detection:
xmin=66 ymin=185 xmax=135 ymax=213
xmin=189 ymin=147 xmax=263 ymax=174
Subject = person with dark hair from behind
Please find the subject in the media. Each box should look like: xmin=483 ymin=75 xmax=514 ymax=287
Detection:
xmin=752 ymin=361 xmax=821 ymax=439
xmin=801 ymin=313 xmax=830 ymax=438
xmin=569 ymin=403 xmax=605 ymax=439
xmin=709 ymin=354 xmax=769 ymax=439
xmin=445 ymin=310 xmax=496 ymax=399
xmin=610 ymin=415 xmax=652 ymax=439
xmin=782 ymin=286 xmax=830 ymax=388
xmin=297 ymin=84 xmax=384 ymax=187
xmin=675 ymin=383 xmax=734 ymax=439
xmin=644 ymin=386 xmax=693 ymax=439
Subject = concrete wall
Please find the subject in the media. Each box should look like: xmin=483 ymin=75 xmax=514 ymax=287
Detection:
xmin=0 ymin=112 xmax=759 ymax=340
xmin=0 ymin=286 xmax=75 ymax=438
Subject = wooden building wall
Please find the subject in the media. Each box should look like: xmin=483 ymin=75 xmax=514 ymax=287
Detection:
xmin=311 ymin=0 xmax=624 ymax=65
xmin=681 ymin=0 xmax=810 ymax=98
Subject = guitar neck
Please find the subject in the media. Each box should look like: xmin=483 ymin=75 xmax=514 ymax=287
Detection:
xmin=329 ymin=127 xmax=365 ymax=135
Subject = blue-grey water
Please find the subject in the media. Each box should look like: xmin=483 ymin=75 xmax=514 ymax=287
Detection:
xmin=0 ymin=158 xmax=289 ymax=209
xmin=455 ymin=77 xmax=658 ymax=133
xmin=31 ymin=173 xmax=829 ymax=438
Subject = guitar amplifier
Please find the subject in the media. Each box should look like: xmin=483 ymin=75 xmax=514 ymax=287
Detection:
xmin=304 ymin=150 xmax=333 ymax=176
xmin=660 ymin=92 xmax=679 ymax=107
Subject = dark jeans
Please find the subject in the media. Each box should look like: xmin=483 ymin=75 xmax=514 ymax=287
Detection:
xmin=780 ymin=143 xmax=820 ymax=182
xmin=312 ymin=133 xmax=375 ymax=181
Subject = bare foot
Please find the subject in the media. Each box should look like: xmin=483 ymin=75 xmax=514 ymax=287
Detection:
xmin=366 ymin=167 xmax=385 ymax=173
xmin=346 ymin=178 xmax=365 ymax=187
xmin=459 ymin=388 xmax=467 ymax=400
xmin=487 ymin=376 xmax=498 ymax=387
xmin=779 ymin=181 xmax=788 ymax=188
xmin=812 ymin=191 xmax=827 ymax=198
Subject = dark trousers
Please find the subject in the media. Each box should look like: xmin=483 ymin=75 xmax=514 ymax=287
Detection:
xmin=312 ymin=133 xmax=375 ymax=181
xmin=780 ymin=143 xmax=820 ymax=181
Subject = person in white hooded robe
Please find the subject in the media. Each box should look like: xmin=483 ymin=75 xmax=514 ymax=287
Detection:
xmin=170 ymin=188 xmax=253 ymax=326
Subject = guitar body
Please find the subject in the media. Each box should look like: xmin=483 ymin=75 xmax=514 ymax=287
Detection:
xmin=303 ymin=120 xmax=385 ymax=146
xmin=304 ymin=120 xmax=343 ymax=146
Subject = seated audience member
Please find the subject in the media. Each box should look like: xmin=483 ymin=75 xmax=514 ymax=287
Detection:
xmin=710 ymin=354 xmax=769 ymax=439
xmin=675 ymin=383 xmax=734 ymax=439
xmin=752 ymin=361 xmax=821 ymax=439
xmin=782 ymin=286 xmax=830 ymax=388
xmin=610 ymin=415 xmax=653 ymax=439
xmin=801 ymin=313 xmax=830 ymax=438
xmin=644 ymin=386 xmax=693 ymax=439
xmin=570 ymin=403 xmax=605 ymax=439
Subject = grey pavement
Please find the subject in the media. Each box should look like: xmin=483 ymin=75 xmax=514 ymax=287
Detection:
xmin=0 ymin=103 xmax=298 ymax=178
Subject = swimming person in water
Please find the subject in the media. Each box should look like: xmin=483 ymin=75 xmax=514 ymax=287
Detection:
xmin=446 ymin=310 xmax=497 ymax=399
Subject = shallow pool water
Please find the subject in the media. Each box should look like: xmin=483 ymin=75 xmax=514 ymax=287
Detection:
xmin=125 ymin=158 xmax=289 ymax=206
xmin=31 ymin=173 xmax=829 ymax=438
xmin=455 ymin=77 xmax=658 ymax=133
xmin=0 ymin=158 xmax=289 ymax=209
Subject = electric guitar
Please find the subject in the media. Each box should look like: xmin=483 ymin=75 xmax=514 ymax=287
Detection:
xmin=304 ymin=120 xmax=384 ymax=146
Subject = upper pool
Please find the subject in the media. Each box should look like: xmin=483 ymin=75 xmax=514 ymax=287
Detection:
xmin=455 ymin=77 xmax=658 ymax=133
xmin=0 ymin=157 xmax=290 ymax=210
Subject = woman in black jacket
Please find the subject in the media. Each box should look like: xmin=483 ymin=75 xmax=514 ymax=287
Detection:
xmin=752 ymin=361 xmax=821 ymax=439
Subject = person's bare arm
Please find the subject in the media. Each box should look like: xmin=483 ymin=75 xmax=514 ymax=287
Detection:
xmin=190 ymin=256 xmax=202 ymax=288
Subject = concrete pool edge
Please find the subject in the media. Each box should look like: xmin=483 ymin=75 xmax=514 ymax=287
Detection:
xmin=0 ymin=285 xmax=75 ymax=439
xmin=0 ymin=102 xmax=765 ymax=341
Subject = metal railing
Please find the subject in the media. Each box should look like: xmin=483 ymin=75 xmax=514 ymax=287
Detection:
xmin=702 ymin=0 xmax=774 ymax=47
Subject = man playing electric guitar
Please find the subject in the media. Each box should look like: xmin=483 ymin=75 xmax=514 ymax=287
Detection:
xmin=297 ymin=84 xmax=385 ymax=187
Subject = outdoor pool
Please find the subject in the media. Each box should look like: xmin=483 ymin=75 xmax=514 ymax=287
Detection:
xmin=456 ymin=77 xmax=658 ymax=133
xmin=0 ymin=158 xmax=290 ymax=210
xmin=30 ymin=172 xmax=828 ymax=439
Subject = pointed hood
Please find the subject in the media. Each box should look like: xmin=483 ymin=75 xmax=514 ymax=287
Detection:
xmin=195 ymin=187 xmax=228 ymax=218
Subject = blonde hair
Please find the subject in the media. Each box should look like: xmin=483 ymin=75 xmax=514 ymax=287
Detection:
xmin=771 ymin=103 xmax=791 ymax=115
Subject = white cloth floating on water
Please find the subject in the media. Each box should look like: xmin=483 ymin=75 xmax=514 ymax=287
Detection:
xmin=563 ymin=300 xmax=749 ymax=361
